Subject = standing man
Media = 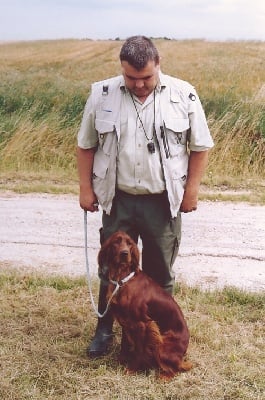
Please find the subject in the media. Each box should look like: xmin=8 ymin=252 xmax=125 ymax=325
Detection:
xmin=77 ymin=36 xmax=214 ymax=358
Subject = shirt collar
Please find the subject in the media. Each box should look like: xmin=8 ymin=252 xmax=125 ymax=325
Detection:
xmin=158 ymin=71 xmax=167 ymax=90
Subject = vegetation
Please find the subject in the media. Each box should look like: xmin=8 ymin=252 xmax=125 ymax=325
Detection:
xmin=1 ymin=269 xmax=264 ymax=400
xmin=0 ymin=39 xmax=264 ymax=198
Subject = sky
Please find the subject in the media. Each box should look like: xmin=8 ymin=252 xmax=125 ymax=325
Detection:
xmin=0 ymin=0 xmax=264 ymax=42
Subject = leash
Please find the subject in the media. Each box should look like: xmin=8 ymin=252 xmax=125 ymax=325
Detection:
xmin=83 ymin=210 xmax=135 ymax=318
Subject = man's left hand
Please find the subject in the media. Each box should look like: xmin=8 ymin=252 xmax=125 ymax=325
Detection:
xmin=180 ymin=189 xmax=198 ymax=213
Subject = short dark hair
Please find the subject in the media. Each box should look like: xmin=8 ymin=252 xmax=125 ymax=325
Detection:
xmin=119 ymin=36 xmax=160 ymax=70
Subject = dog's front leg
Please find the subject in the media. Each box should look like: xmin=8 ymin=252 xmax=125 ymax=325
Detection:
xmin=119 ymin=327 xmax=135 ymax=365
xmin=125 ymin=321 xmax=150 ymax=372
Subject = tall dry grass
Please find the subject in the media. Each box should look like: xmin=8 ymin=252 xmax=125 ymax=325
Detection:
xmin=0 ymin=39 xmax=264 ymax=185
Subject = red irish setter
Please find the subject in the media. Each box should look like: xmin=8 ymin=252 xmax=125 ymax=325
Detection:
xmin=98 ymin=231 xmax=192 ymax=379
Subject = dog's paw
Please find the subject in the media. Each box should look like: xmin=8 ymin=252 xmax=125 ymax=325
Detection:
xmin=125 ymin=367 xmax=137 ymax=375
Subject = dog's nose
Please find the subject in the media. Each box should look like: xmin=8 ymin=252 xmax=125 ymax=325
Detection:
xmin=120 ymin=250 xmax=129 ymax=259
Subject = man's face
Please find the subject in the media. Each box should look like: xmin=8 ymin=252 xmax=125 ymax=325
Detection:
xmin=121 ymin=60 xmax=160 ymax=99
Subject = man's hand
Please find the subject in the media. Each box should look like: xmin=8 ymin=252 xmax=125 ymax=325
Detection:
xmin=79 ymin=188 xmax=99 ymax=212
xmin=180 ymin=188 xmax=198 ymax=213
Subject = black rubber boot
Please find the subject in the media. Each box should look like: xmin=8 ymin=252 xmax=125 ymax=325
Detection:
xmin=87 ymin=282 xmax=114 ymax=358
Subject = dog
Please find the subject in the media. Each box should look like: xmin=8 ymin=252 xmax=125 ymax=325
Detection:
xmin=98 ymin=231 xmax=192 ymax=379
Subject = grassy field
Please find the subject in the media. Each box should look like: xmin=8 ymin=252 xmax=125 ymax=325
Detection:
xmin=0 ymin=39 xmax=264 ymax=199
xmin=1 ymin=269 xmax=264 ymax=400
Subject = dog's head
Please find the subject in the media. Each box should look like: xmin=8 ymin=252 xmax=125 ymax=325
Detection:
xmin=98 ymin=231 xmax=139 ymax=282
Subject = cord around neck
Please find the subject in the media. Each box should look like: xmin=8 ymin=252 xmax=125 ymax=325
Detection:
xmin=129 ymin=90 xmax=156 ymax=142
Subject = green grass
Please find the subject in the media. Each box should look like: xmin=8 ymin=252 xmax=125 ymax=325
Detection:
xmin=1 ymin=269 xmax=264 ymax=400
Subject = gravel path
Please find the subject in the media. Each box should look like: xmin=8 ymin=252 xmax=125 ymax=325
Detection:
xmin=1 ymin=192 xmax=264 ymax=292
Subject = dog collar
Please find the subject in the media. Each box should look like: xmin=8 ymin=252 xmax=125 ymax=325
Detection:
xmin=110 ymin=271 xmax=135 ymax=287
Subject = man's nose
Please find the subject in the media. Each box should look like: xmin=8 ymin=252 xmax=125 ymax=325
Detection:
xmin=135 ymin=79 xmax=144 ymax=88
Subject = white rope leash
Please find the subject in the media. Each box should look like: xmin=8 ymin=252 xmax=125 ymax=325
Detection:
xmin=83 ymin=210 xmax=136 ymax=318
xmin=83 ymin=210 xmax=118 ymax=318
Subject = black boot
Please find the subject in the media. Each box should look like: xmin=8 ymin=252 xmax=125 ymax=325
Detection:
xmin=87 ymin=282 xmax=114 ymax=358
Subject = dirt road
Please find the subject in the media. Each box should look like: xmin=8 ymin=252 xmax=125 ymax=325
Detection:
xmin=0 ymin=192 xmax=264 ymax=292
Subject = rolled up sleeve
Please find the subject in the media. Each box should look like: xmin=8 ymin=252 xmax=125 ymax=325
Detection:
xmin=188 ymin=89 xmax=214 ymax=151
xmin=77 ymin=94 xmax=99 ymax=149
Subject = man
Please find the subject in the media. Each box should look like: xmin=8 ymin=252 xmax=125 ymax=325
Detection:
xmin=77 ymin=36 xmax=214 ymax=358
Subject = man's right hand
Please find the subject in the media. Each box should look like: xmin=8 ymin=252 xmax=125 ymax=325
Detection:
xmin=79 ymin=189 xmax=99 ymax=212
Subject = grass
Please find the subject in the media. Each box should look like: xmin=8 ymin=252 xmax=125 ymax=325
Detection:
xmin=0 ymin=171 xmax=79 ymax=195
xmin=1 ymin=269 xmax=264 ymax=400
xmin=0 ymin=39 xmax=264 ymax=188
xmin=1 ymin=170 xmax=265 ymax=204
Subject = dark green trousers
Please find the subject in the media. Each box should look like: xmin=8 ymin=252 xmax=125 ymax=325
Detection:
xmin=101 ymin=190 xmax=181 ymax=294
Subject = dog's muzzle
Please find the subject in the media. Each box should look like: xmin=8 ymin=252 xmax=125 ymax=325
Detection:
xmin=119 ymin=250 xmax=129 ymax=262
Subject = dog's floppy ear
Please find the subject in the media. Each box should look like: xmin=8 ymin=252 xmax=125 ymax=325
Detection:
xmin=98 ymin=242 xmax=106 ymax=269
xmin=131 ymin=240 xmax=140 ymax=270
xmin=98 ymin=234 xmax=114 ymax=266
xmin=98 ymin=237 xmax=112 ymax=279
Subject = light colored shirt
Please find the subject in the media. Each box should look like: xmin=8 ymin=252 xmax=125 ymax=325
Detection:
xmin=117 ymin=86 xmax=166 ymax=194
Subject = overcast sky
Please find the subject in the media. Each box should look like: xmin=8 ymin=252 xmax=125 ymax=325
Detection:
xmin=0 ymin=0 xmax=264 ymax=42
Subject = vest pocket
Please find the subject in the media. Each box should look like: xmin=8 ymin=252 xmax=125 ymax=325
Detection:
xmin=95 ymin=119 xmax=115 ymax=155
xmin=93 ymin=148 xmax=109 ymax=179
xmin=164 ymin=117 xmax=189 ymax=157
xmin=92 ymin=123 xmax=117 ymax=205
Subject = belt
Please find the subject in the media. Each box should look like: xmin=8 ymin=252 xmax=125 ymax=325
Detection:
xmin=116 ymin=189 xmax=167 ymax=198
